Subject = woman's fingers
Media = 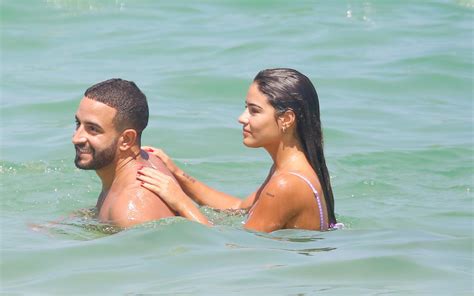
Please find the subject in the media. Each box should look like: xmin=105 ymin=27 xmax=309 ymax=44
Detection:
xmin=152 ymin=149 xmax=168 ymax=160
xmin=142 ymin=145 xmax=159 ymax=154
xmin=141 ymin=148 xmax=179 ymax=174
xmin=138 ymin=168 xmax=166 ymax=187
xmin=137 ymin=167 xmax=179 ymax=193
xmin=138 ymin=167 xmax=172 ymax=182
xmin=142 ymin=146 xmax=166 ymax=159
xmin=142 ymin=146 xmax=172 ymax=165
xmin=153 ymin=149 xmax=174 ymax=166
xmin=138 ymin=166 xmax=159 ymax=177
xmin=137 ymin=167 xmax=186 ymax=210
xmin=137 ymin=173 xmax=159 ymax=187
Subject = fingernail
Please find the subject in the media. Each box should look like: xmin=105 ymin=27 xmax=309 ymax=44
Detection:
xmin=146 ymin=148 xmax=154 ymax=152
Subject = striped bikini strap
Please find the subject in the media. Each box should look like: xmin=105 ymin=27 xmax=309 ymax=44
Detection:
xmin=288 ymin=172 xmax=326 ymax=231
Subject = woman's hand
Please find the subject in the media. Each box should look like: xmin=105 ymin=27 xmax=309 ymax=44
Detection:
xmin=137 ymin=167 xmax=185 ymax=211
xmin=137 ymin=167 xmax=212 ymax=226
xmin=142 ymin=146 xmax=181 ymax=175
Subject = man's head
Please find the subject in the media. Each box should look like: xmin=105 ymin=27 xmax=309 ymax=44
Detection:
xmin=73 ymin=79 xmax=149 ymax=170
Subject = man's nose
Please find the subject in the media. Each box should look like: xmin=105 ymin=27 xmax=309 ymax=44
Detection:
xmin=72 ymin=126 xmax=86 ymax=145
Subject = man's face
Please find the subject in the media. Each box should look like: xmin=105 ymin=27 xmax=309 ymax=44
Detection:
xmin=72 ymin=97 xmax=120 ymax=170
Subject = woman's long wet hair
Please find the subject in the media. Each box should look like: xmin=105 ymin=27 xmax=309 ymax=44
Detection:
xmin=253 ymin=68 xmax=336 ymax=226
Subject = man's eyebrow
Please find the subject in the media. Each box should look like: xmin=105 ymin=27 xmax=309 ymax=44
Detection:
xmin=75 ymin=116 xmax=104 ymax=131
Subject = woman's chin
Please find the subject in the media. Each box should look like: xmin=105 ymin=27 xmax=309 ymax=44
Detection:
xmin=242 ymin=139 xmax=259 ymax=148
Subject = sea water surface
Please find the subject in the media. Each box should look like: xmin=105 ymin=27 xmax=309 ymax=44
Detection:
xmin=1 ymin=0 xmax=472 ymax=295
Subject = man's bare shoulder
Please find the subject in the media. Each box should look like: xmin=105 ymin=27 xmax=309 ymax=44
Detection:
xmin=145 ymin=152 xmax=176 ymax=179
xmin=106 ymin=179 xmax=176 ymax=228
xmin=118 ymin=182 xmax=175 ymax=212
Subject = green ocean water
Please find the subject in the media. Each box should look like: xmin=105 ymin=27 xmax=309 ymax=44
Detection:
xmin=1 ymin=0 xmax=472 ymax=295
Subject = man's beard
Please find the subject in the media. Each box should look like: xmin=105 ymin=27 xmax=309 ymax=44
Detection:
xmin=74 ymin=139 xmax=118 ymax=170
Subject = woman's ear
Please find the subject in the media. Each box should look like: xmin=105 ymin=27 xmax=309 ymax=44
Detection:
xmin=119 ymin=129 xmax=138 ymax=151
xmin=278 ymin=109 xmax=296 ymax=131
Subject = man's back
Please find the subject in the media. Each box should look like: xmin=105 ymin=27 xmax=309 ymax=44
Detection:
xmin=97 ymin=151 xmax=176 ymax=228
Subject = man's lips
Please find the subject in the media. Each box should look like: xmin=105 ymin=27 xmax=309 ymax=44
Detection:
xmin=75 ymin=146 xmax=92 ymax=154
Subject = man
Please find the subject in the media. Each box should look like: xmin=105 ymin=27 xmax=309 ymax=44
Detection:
xmin=73 ymin=78 xmax=176 ymax=228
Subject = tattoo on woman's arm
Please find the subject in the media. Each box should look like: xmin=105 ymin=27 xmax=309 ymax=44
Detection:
xmin=182 ymin=172 xmax=196 ymax=184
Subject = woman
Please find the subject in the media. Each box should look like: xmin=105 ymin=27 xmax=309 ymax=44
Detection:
xmin=137 ymin=68 xmax=337 ymax=232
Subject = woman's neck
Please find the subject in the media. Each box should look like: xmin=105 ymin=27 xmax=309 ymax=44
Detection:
xmin=266 ymin=139 xmax=307 ymax=172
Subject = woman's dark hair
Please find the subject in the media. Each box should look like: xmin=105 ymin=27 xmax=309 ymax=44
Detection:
xmin=253 ymin=68 xmax=336 ymax=226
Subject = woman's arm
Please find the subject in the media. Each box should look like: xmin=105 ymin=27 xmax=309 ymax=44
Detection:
xmin=174 ymin=169 xmax=253 ymax=210
xmin=143 ymin=147 xmax=247 ymax=210
xmin=137 ymin=167 xmax=302 ymax=232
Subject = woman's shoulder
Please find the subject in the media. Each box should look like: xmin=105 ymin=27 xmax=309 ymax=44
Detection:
xmin=266 ymin=170 xmax=318 ymax=199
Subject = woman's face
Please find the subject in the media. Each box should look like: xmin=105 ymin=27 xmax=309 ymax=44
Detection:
xmin=238 ymin=82 xmax=282 ymax=148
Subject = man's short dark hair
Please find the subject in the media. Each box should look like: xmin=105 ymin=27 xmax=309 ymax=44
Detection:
xmin=84 ymin=78 xmax=149 ymax=137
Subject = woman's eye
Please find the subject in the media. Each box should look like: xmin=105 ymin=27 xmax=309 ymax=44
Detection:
xmin=249 ymin=108 xmax=259 ymax=114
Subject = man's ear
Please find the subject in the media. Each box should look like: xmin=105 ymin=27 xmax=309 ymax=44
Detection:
xmin=278 ymin=109 xmax=296 ymax=131
xmin=118 ymin=129 xmax=138 ymax=151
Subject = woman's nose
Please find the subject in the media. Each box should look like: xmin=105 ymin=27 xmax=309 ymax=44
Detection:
xmin=238 ymin=109 xmax=249 ymax=125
